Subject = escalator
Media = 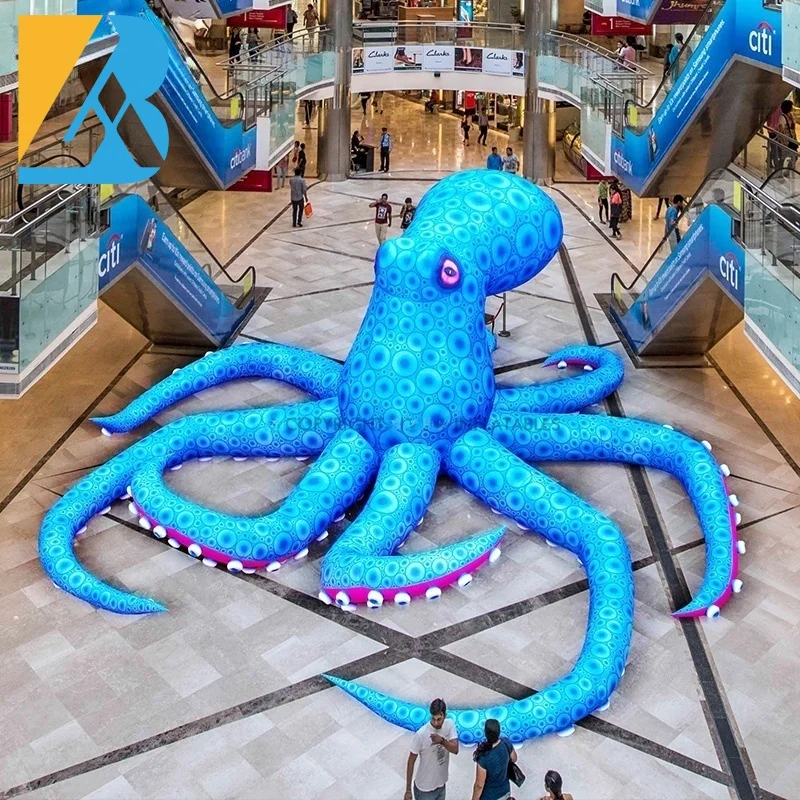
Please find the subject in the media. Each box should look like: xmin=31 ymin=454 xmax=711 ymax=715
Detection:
xmin=75 ymin=0 xmax=266 ymax=189
xmin=609 ymin=0 xmax=788 ymax=197
xmin=98 ymin=181 xmax=260 ymax=351
xmin=603 ymin=166 xmax=800 ymax=360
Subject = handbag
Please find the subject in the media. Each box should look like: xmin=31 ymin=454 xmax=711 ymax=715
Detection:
xmin=505 ymin=740 xmax=525 ymax=787
xmin=304 ymin=202 xmax=313 ymax=217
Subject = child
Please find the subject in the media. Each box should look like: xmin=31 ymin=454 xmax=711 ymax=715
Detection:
xmin=400 ymin=197 xmax=416 ymax=230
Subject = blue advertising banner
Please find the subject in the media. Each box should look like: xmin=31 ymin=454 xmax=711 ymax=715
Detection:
xmin=621 ymin=205 xmax=744 ymax=347
xmin=615 ymin=0 xmax=707 ymax=24
xmin=78 ymin=0 xmax=257 ymax=186
xmin=610 ymin=0 xmax=781 ymax=194
xmin=99 ymin=194 xmax=243 ymax=340
xmin=213 ymin=0 xmax=255 ymax=15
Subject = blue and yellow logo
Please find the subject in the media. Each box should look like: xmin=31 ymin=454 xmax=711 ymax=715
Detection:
xmin=18 ymin=14 xmax=169 ymax=184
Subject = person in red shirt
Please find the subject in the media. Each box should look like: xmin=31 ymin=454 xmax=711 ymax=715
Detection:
xmin=370 ymin=193 xmax=392 ymax=245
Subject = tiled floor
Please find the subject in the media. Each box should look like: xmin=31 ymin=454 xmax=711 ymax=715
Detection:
xmin=4 ymin=100 xmax=800 ymax=800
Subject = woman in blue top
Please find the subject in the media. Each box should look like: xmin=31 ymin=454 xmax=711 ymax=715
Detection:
xmin=471 ymin=719 xmax=518 ymax=800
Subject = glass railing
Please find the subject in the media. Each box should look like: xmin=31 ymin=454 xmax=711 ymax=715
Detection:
xmin=0 ymin=186 xmax=98 ymax=373
xmin=352 ymin=20 xmax=524 ymax=49
xmin=0 ymin=120 xmax=104 ymax=219
xmin=741 ymin=181 xmax=800 ymax=377
xmin=620 ymin=0 xmax=722 ymax=136
xmin=735 ymin=129 xmax=800 ymax=202
xmin=107 ymin=181 xmax=255 ymax=310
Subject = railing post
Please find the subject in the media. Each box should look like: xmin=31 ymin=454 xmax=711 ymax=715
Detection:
xmin=498 ymin=293 xmax=510 ymax=337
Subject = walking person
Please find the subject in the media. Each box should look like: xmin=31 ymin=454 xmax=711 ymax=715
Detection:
xmin=461 ymin=116 xmax=471 ymax=147
xmin=477 ymin=106 xmax=489 ymax=145
xmin=668 ymin=32 xmax=692 ymax=86
xmin=778 ymin=99 xmax=798 ymax=170
xmin=290 ymin=139 xmax=300 ymax=172
xmin=666 ymin=194 xmax=684 ymax=250
xmin=373 ymin=90 xmax=384 ymax=114
xmin=540 ymin=770 xmax=573 ymax=800
xmin=470 ymin=719 xmax=518 ymax=800
xmin=303 ymin=98 xmax=313 ymax=127
xmin=289 ymin=168 xmax=308 ymax=228
xmin=405 ymin=698 xmax=459 ymax=800
xmin=360 ymin=91 xmax=371 ymax=115
xmin=487 ymin=146 xmax=502 ymax=170
xmin=275 ymin=151 xmax=289 ymax=189
xmin=379 ymin=127 xmax=392 ymax=172
xmin=400 ymin=197 xmax=416 ymax=230
xmin=653 ymin=196 xmax=671 ymax=220
xmin=297 ymin=142 xmax=307 ymax=176
xmin=370 ymin=193 xmax=392 ymax=245
xmin=303 ymin=2 xmax=319 ymax=44
xmin=286 ymin=6 xmax=298 ymax=37
xmin=609 ymin=181 xmax=623 ymax=239
xmin=502 ymin=146 xmax=519 ymax=174
xmin=228 ymin=27 xmax=242 ymax=63
xmin=597 ymin=180 xmax=609 ymax=223
xmin=246 ymin=27 xmax=261 ymax=63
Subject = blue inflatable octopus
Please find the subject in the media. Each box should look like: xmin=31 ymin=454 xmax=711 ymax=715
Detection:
xmin=39 ymin=170 xmax=744 ymax=743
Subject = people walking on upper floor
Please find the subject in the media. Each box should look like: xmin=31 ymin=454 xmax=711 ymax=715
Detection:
xmin=361 ymin=92 xmax=371 ymax=115
xmin=379 ymin=127 xmax=392 ymax=172
xmin=470 ymin=718 xmax=517 ymax=800
xmin=370 ymin=193 xmax=392 ymax=245
xmin=405 ymin=698 xmax=459 ymax=800
xmin=487 ymin=147 xmax=502 ymax=170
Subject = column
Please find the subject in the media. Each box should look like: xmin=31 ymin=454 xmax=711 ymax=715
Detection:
xmin=523 ymin=0 xmax=556 ymax=185
xmin=318 ymin=0 xmax=352 ymax=181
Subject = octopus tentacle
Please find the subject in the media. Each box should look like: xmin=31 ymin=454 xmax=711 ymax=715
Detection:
xmin=327 ymin=427 xmax=633 ymax=743
xmin=39 ymin=399 xmax=342 ymax=615
xmin=319 ymin=443 xmax=503 ymax=608
xmin=489 ymin=412 xmax=739 ymax=618
xmin=93 ymin=343 xmax=342 ymax=434
xmin=492 ymin=346 xmax=624 ymax=415
xmin=132 ymin=424 xmax=378 ymax=573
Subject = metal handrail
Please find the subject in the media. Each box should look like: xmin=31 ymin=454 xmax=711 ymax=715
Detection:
xmin=619 ymin=0 xmax=723 ymax=136
xmin=0 ymin=184 xmax=86 ymax=232
xmin=547 ymin=30 xmax=652 ymax=78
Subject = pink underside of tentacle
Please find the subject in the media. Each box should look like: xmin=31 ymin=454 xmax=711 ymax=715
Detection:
xmin=323 ymin=549 xmax=494 ymax=605
xmin=130 ymin=502 xmax=292 ymax=568
xmin=672 ymin=476 xmax=740 ymax=618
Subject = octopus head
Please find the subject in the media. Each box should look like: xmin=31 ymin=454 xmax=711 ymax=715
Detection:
xmin=393 ymin=169 xmax=564 ymax=298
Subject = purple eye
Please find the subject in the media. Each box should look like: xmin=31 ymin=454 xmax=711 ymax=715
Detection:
xmin=439 ymin=259 xmax=461 ymax=288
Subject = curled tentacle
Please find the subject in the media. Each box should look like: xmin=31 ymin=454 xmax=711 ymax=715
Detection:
xmin=493 ymin=346 xmax=624 ymax=415
xmin=320 ymin=443 xmax=503 ymax=607
xmin=93 ymin=343 xmax=342 ymax=434
xmin=488 ymin=412 xmax=738 ymax=618
xmin=327 ymin=427 xmax=633 ymax=742
xmin=39 ymin=399 xmax=342 ymax=614
xmin=132 ymin=424 xmax=378 ymax=571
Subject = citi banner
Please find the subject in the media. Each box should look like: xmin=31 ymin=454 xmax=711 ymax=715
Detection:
xmin=352 ymin=45 xmax=523 ymax=76
xmin=610 ymin=0 xmax=781 ymax=194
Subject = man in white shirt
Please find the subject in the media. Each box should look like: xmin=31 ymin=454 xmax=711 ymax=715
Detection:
xmin=405 ymin=698 xmax=459 ymax=800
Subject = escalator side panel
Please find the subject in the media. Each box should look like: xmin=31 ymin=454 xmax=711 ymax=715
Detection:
xmin=613 ymin=204 xmax=745 ymax=355
xmin=611 ymin=0 xmax=785 ymax=197
xmin=98 ymin=193 xmax=250 ymax=347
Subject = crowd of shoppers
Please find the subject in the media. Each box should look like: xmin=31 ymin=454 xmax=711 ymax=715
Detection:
xmin=404 ymin=699 xmax=573 ymax=800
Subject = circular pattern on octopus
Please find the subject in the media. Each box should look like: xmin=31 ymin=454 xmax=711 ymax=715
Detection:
xmin=38 ymin=170 xmax=740 ymax=744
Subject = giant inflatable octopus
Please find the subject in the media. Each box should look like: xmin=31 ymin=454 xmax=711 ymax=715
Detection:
xmin=39 ymin=170 xmax=744 ymax=743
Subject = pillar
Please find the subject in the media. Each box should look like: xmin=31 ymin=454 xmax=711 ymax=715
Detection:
xmin=318 ymin=0 xmax=352 ymax=181
xmin=523 ymin=0 xmax=556 ymax=185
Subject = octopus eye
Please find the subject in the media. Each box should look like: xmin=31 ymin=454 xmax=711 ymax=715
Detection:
xmin=439 ymin=259 xmax=461 ymax=288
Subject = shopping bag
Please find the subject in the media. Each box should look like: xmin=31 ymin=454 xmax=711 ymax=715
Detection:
xmin=304 ymin=202 xmax=313 ymax=217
